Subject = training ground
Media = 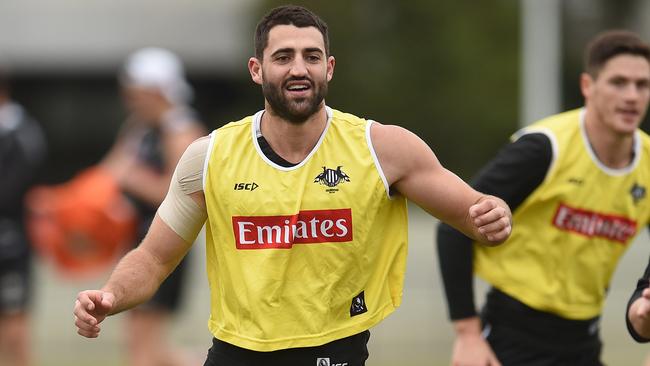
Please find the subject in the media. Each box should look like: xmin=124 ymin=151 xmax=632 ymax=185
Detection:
xmin=36 ymin=204 xmax=650 ymax=365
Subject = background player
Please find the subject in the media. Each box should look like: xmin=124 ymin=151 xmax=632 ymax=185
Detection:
xmin=437 ymin=30 xmax=650 ymax=366
xmin=0 ymin=66 xmax=47 ymax=366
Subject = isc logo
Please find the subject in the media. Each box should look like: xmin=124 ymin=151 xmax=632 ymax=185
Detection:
xmin=233 ymin=182 xmax=259 ymax=191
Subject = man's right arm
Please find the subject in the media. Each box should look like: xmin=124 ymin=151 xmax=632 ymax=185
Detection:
xmin=74 ymin=137 xmax=209 ymax=338
xmin=74 ymin=214 xmax=196 ymax=337
xmin=626 ymin=250 xmax=650 ymax=342
xmin=102 ymin=214 xmax=196 ymax=314
xmin=436 ymin=132 xmax=553 ymax=365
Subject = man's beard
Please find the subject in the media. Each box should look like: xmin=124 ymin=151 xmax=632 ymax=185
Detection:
xmin=262 ymin=77 xmax=327 ymax=124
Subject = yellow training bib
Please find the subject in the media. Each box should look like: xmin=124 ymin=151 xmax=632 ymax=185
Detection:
xmin=475 ymin=108 xmax=650 ymax=319
xmin=203 ymin=107 xmax=408 ymax=350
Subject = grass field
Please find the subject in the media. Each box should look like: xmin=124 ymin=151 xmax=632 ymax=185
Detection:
xmin=33 ymin=204 xmax=650 ymax=365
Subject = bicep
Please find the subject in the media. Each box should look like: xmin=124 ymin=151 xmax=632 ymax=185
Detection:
xmin=157 ymin=177 xmax=207 ymax=243
xmin=157 ymin=136 xmax=209 ymax=243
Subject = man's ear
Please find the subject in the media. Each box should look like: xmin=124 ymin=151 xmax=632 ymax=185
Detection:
xmin=249 ymin=57 xmax=263 ymax=85
xmin=326 ymin=55 xmax=335 ymax=82
xmin=580 ymin=72 xmax=593 ymax=100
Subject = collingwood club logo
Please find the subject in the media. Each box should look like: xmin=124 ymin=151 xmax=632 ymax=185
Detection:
xmin=314 ymin=166 xmax=350 ymax=193
xmin=350 ymin=291 xmax=368 ymax=316
xmin=630 ymin=182 xmax=646 ymax=204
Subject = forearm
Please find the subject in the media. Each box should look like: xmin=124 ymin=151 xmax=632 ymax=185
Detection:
xmin=101 ymin=246 xmax=176 ymax=315
xmin=103 ymin=146 xmax=205 ymax=313
xmin=628 ymin=298 xmax=650 ymax=341
xmin=627 ymin=272 xmax=650 ymax=342
xmin=436 ymin=222 xmax=476 ymax=319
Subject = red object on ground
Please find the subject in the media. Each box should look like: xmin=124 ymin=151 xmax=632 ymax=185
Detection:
xmin=25 ymin=166 xmax=137 ymax=278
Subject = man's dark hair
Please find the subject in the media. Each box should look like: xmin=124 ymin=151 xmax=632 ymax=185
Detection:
xmin=584 ymin=30 xmax=650 ymax=77
xmin=254 ymin=5 xmax=330 ymax=60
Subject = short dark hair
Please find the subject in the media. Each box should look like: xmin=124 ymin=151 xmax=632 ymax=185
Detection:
xmin=584 ymin=30 xmax=650 ymax=77
xmin=254 ymin=5 xmax=330 ymax=60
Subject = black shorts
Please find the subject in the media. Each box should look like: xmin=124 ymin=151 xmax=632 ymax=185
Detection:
xmin=135 ymin=214 xmax=188 ymax=312
xmin=203 ymin=331 xmax=371 ymax=366
xmin=0 ymin=218 xmax=32 ymax=313
xmin=481 ymin=288 xmax=604 ymax=366
xmin=483 ymin=323 xmax=603 ymax=366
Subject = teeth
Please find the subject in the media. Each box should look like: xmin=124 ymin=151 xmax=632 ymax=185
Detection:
xmin=288 ymin=85 xmax=308 ymax=90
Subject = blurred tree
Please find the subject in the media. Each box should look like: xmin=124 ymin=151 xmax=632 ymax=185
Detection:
xmin=254 ymin=0 xmax=519 ymax=178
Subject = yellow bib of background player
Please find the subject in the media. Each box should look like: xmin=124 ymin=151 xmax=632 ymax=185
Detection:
xmin=202 ymin=107 xmax=408 ymax=351
xmin=475 ymin=109 xmax=650 ymax=319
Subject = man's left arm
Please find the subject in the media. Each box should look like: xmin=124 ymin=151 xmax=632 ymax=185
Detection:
xmin=627 ymin=246 xmax=650 ymax=342
xmin=370 ymin=122 xmax=511 ymax=245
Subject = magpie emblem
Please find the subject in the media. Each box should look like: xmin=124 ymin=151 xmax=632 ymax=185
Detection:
xmin=314 ymin=166 xmax=350 ymax=190
xmin=350 ymin=291 xmax=368 ymax=317
xmin=630 ymin=183 xmax=646 ymax=204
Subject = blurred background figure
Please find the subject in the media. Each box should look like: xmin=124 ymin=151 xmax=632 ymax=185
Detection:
xmin=100 ymin=47 xmax=206 ymax=366
xmin=0 ymin=66 xmax=47 ymax=366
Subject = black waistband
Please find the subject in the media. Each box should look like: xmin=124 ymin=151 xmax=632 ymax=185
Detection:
xmin=481 ymin=287 xmax=601 ymax=347
xmin=206 ymin=331 xmax=370 ymax=366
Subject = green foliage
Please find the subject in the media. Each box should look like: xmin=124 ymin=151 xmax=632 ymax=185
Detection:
xmin=255 ymin=1 xmax=520 ymax=178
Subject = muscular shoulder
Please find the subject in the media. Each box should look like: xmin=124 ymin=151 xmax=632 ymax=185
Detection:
xmin=330 ymin=108 xmax=367 ymax=128
xmin=369 ymin=122 xmax=416 ymax=154
xmin=158 ymin=135 xmax=210 ymax=242
xmin=175 ymin=135 xmax=210 ymax=194
xmin=369 ymin=122 xmax=438 ymax=187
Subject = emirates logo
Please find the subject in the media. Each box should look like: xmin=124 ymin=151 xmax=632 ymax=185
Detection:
xmin=552 ymin=203 xmax=637 ymax=243
xmin=232 ymin=209 xmax=353 ymax=249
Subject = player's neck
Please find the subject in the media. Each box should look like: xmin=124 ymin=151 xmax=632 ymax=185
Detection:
xmin=260 ymin=105 xmax=328 ymax=164
xmin=584 ymin=115 xmax=635 ymax=169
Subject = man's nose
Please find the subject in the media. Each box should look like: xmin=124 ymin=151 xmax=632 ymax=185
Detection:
xmin=623 ymin=83 xmax=644 ymax=101
xmin=289 ymin=58 xmax=309 ymax=77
